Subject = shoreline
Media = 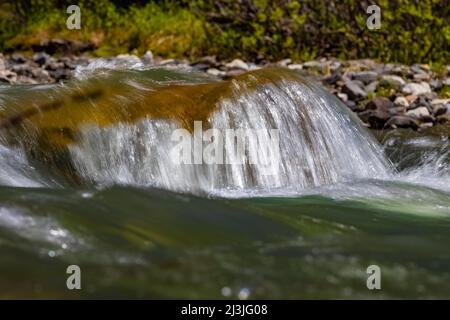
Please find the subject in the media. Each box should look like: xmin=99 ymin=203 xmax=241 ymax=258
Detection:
xmin=1 ymin=51 xmax=449 ymax=132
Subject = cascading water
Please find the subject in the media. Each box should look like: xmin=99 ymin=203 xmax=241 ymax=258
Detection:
xmin=0 ymin=66 xmax=449 ymax=299
xmin=0 ymin=67 xmax=391 ymax=194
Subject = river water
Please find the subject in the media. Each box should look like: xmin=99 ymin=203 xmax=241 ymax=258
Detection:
xmin=0 ymin=66 xmax=449 ymax=298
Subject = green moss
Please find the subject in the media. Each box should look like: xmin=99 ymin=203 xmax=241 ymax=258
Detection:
xmin=437 ymin=85 xmax=450 ymax=99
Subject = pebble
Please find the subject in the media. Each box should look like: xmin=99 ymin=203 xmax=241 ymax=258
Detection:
xmin=406 ymin=106 xmax=431 ymax=118
xmin=394 ymin=96 xmax=409 ymax=107
xmin=402 ymin=82 xmax=432 ymax=95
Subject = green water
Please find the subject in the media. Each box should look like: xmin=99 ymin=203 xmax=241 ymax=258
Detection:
xmin=1 ymin=180 xmax=450 ymax=299
xmin=0 ymin=67 xmax=449 ymax=299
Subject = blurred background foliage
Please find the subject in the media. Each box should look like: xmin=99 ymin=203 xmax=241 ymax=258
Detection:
xmin=0 ymin=0 xmax=448 ymax=64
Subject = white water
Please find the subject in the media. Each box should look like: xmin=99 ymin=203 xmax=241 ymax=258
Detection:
xmin=66 ymin=74 xmax=391 ymax=195
xmin=0 ymin=67 xmax=448 ymax=199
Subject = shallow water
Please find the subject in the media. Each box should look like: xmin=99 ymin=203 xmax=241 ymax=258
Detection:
xmin=0 ymin=66 xmax=449 ymax=299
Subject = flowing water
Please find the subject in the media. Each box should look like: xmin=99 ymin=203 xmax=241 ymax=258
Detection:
xmin=0 ymin=65 xmax=449 ymax=299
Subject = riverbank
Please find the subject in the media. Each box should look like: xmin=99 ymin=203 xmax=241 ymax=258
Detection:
xmin=1 ymin=51 xmax=449 ymax=131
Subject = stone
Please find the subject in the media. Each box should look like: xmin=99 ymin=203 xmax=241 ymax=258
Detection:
xmin=337 ymin=92 xmax=348 ymax=102
xmin=413 ymin=73 xmax=430 ymax=81
xmin=323 ymin=72 xmax=341 ymax=85
xmin=385 ymin=116 xmax=419 ymax=129
xmin=342 ymin=79 xmax=367 ymax=100
xmin=10 ymin=53 xmax=26 ymax=64
xmin=277 ymin=58 xmax=291 ymax=66
xmin=31 ymin=68 xmax=52 ymax=82
xmin=206 ymin=68 xmax=226 ymax=77
xmin=402 ymin=82 xmax=432 ymax=95
xmin=303 ymin=60 xmax=323 ymax=69
xmin=365 ymin=81 xmax=378 ymax=93
xmin=394 ymin=96 xmax=409 ymax=107
xmin=116 ymin=54 xmax=141 ymax=64
xmin=344 ymin=100 xmax=358 ymax=111
xmin=437 ymin=114 xmax=450 ymax=124
xmin=0 ymin=70 xmax=17 ymax=83
xmin=433 ymin=105 xmax=448 ymax=117
xmin=367 ymin=110 xmax=391 ymax=129
xmin=0 ymin=54 xmax=6 ymax=71
xmin=352 ymin=71 xmax=378 ymax=84
xmin=143 ymin=50 xmax=154 ymax=64
xmin=225 ymin=59 xmax=248 ymax=71
xmin=50 ymin=69 xmax=71 ymax=81
xmin=419 ymin=122 xmax=434 ymax=130
xmin=366 ymin=97 xmax=393 ymax=111
xmin=381 ymin=75 xmax=406 ymax=87
xmin=431 ymin=99 xmax=450 ymax=106
xmin=287 ymin=64 xmax=303 ymax=70
xmin=32 ymin=52 xmax=50 ymax=66
xmin=44 ymin=59 xmax=65 ymax=71
xmin=443 ymin=78 xmax=450 ymax=86
xmin=406 ymin=106 xmax=431 ymax=118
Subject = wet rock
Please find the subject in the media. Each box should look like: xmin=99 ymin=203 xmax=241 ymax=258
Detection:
xmin=394 ymin=96 xmax=409 ymax=107
xmin=31 ymin=68 xmax=52 ymax=82
xmin=287 ymin=64 xmax=303 ymax=70
xmin=15 ymin=75 xmax=37 ymax=84
xmin=385 ymin=116 xmax=418 ymax=129
xmin=50 ymin=69 xmax=71 ymax=82
xmin=207 ymin=68 xmax=226 ymax=77
xmin=143 ymin=50 xmax=154 ymax=64
xmin=402 ymin=82 xmax=431 ymax=95
xmin=223 ymin=69 xmax=246 ymax=78
xmin=225 ymin=59 xmax=248 ymax=71
xmin=116 ymin=54 xmax=141 ymax=64
xmin=342 ymin=79 xmax=367 ymax=100
xmin=303 ymin=60 xmax=323 ymax=69
xmin=277 ymin=58 xmax=291 ymax=67
xmin=32 ymin=52 xmax=50 ymax=66
xmin=191 ymin=56 xmax=216 ymax=69
xmin=352 ymin=71 xmax=378 ymax=84
xmin=0 ymin=70 xmax=17 ymax=83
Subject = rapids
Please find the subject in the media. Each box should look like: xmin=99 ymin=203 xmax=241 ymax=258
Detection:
xmin=0 ymin=66 xmax=449 ymax=298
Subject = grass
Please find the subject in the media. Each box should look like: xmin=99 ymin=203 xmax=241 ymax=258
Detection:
xmin=0 ymin=0 xmax=449 ymax=65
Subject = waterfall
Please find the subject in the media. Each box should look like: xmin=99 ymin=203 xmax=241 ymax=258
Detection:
xmin=0 ymin=67 xmax=392 ymax=194
xmin=66 ymin=68 xmax=391 ymax=194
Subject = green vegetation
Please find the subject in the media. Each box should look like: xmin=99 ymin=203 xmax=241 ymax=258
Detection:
xmin=0 ymin=0 xmax=449 ymax=64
